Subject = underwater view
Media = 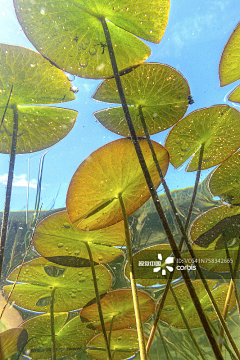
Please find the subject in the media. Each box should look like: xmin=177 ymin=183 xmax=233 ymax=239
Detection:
xmin=0 ymin=0 xmax=240 ymax=359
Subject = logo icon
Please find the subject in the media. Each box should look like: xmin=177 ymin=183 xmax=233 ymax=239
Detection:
xmin=153 ymin=253 xmax=174 ymax=275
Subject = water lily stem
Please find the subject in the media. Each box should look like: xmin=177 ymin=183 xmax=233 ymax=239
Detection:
xmin=50 ymin=288 xmax=57 ymax=360
xmin=0 ymin=103 xmax=18 ymax=281
xmin=101 ymin=17 xmax=225 ymax=360
xmin=85 ymin=241 xmax=112 ymax=360
xmin=118 ymin=193 xmax=147 ymax=360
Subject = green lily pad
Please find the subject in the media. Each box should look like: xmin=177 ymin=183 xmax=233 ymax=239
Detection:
xmin=165 ymin=105 xmax=240 ymax=171
xmin=0 ymin=328 xmax=28 ymax=360
xmin=190 ymin=205 xmax=240 ymax=248
xmin=4 ymin=257 xmax=112 ymax=313
xmin=87 ymin=329 xmax=146 ymax=360
xmin=13 ymin=0 xmax=169 ymax=78
xmin=33 ymin=210 xmax=125 ymax=265
xmin=0 ymin=44 xmax=77 ymax=154
xmin=0 ymin=106 xmax=77 ymax=154
xmin=21 ymin=313 xmax=94 ymax=359
xmin=160 ymin=280 xmax=236 ymax=328
xmin=209 ymin=150 xmax=240 ymax=205
xmin=80 ymin=289 xmax=155 ymax=330
xmin=0 ymin=44 xmax=75 ymax=105
xmin=189 ymin=242 xmax=240 ymax=273
xmin=125 ymin=244 xmax=182 ymax=286
xmin=92 ymin=63 xmax=190 ymax=136
xmin=228 ymin=84 xmax=240 ymax=104
xmin=66 ymin=138 xmax=169 ymax=230
xmin=219 ymin=22 xmax=240 ymax=87
xmin=0 ymin=292 xmax=23 ymax=332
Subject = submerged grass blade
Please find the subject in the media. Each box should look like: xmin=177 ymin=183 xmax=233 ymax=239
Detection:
xmin=0 ymin=103 xmax=18 ymax=281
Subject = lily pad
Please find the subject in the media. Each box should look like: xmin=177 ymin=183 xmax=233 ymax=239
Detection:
xmin=0 ymin=328 xmax=28 ymax=360
xmin=87 ymin=329 xmax=146 ymax=360
xmin=190 ymin=205 xmax=240 ymax=248
xmin=4 ymin=257 xmax=112 ymax=313
xmin=219 ymin=22 xmax=240 ymax=87
xmin=0 ymin=44 xmax=75 ymax=105
xmin=160 ymin=280 xmax=236 ymax=328
xmin=189 ymin=242 xmax=240 ymax=273
xmin=209 ymin=150 xmax=240 ymax=205
xmin=125 ymin=244 xmax=182 ymax=286
xmin=80 ymin=289 xmax=155 ymax=330
xmin=0 ymin=44 xmax=77 ymax=154
xmin=66 ymin=138 xmax=169 ymax=230
xmin=165 ymin=105 xmax=240 ymax=171
xmin=13 ymin=0 xmax=170 ymax=78
xmin=21 ymin=313 xmax=94 ymax=359
xmin=0 ymin=292 xmax=23 ymax=332
xmin=33 ymin=210 xmax=125 ymax=265
xmin=228 ymin=84 xmax=240 ymax=104
xmin=0 ymin=106 xmax=77 ymax=154
xmin=92 ymin=63 xmax=190 ymax=136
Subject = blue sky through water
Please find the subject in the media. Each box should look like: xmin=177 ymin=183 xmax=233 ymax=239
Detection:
xmin=0 ymin=0 xmax=240 ymax=211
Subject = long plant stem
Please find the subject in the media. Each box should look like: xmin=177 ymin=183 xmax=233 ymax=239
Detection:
xmin=140 ymin=105 xmax=239 ymax=358
xmin=50 ymin=288 xmax=57 ymax=360
xmin=0 ymin=104 xmax=18 ymax=281
xmin=118 ymin=193 xmax=147 ymax=360
xmin=85 ymin=241 xmax=112 ymax=360
xmin=100 ymin=16 xmax=225 ymax=360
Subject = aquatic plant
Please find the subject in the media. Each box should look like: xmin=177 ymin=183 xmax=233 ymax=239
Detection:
xmin=0 ymin=1 xmax=240 ymax=360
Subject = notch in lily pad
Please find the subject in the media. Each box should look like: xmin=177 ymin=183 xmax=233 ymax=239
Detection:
xmin=92 ymin=63 xmax=190 ymax=137
xmin=33 ymin=210 xmax=125 ymax=266
xmin=165 ymin=105 xmax=240 ymax=171
xmin=4 ymin=257 xmax=112 ymax=313
xmin=13 ymin=0 xmax=170 ymax=78
xmin=67 ymin=138 xmax=169 ymax=230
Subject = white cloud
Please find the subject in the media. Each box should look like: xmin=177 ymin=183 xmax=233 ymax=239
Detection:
xmin=0 ymin=174 xmax=37 ymax=189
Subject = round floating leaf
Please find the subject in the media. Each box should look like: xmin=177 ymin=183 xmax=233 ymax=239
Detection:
xmin=190 ymin=205 xmax=240 ymax=272
xmin=125 ymin=244 xmax=181 ymax=286
xmin=0 ymin=106 xmax=77 ymax=154
xmin=219 ymin=22 xmax=240 ymax=87
xmin=160 ymin=280 xmax=236 ymax=328
xmin=0 ymin=328 xmax=28 ymax=360
xmin=190 ymin=205 xmax=240 ymax=248
xmin=165 ymin=105 xmax=240 ymax=171
xmin=33 ymin=210 xmax=125 ymax=265
xmin=87 ymin=329 xmax=145 ymax=360
xmin=190 ymin=242 xmax=240 ymax=273
xmin=0 ymin=44 xmax=75 ymax=105
xmin=13 ymin=0 xmax=169 ymax=78
xmin=209 ymin=150 xmax=240 ymax=205
xmin=67 ymin=138 xmax=169 ymax=230
xmin=80 ymin=289 xmax=155 ymax=330
xmin=229 ymin=84 xmax=240 ymax=104
xmin=4 ymin=257 xmax=112 ymax=313
xmin=0 ymin=292 xmax=23 ymax=332
xmin=21 ymin=313 xmax=94 ymax=359
xmin=93 ymin=63 xmax=190 ymax=136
